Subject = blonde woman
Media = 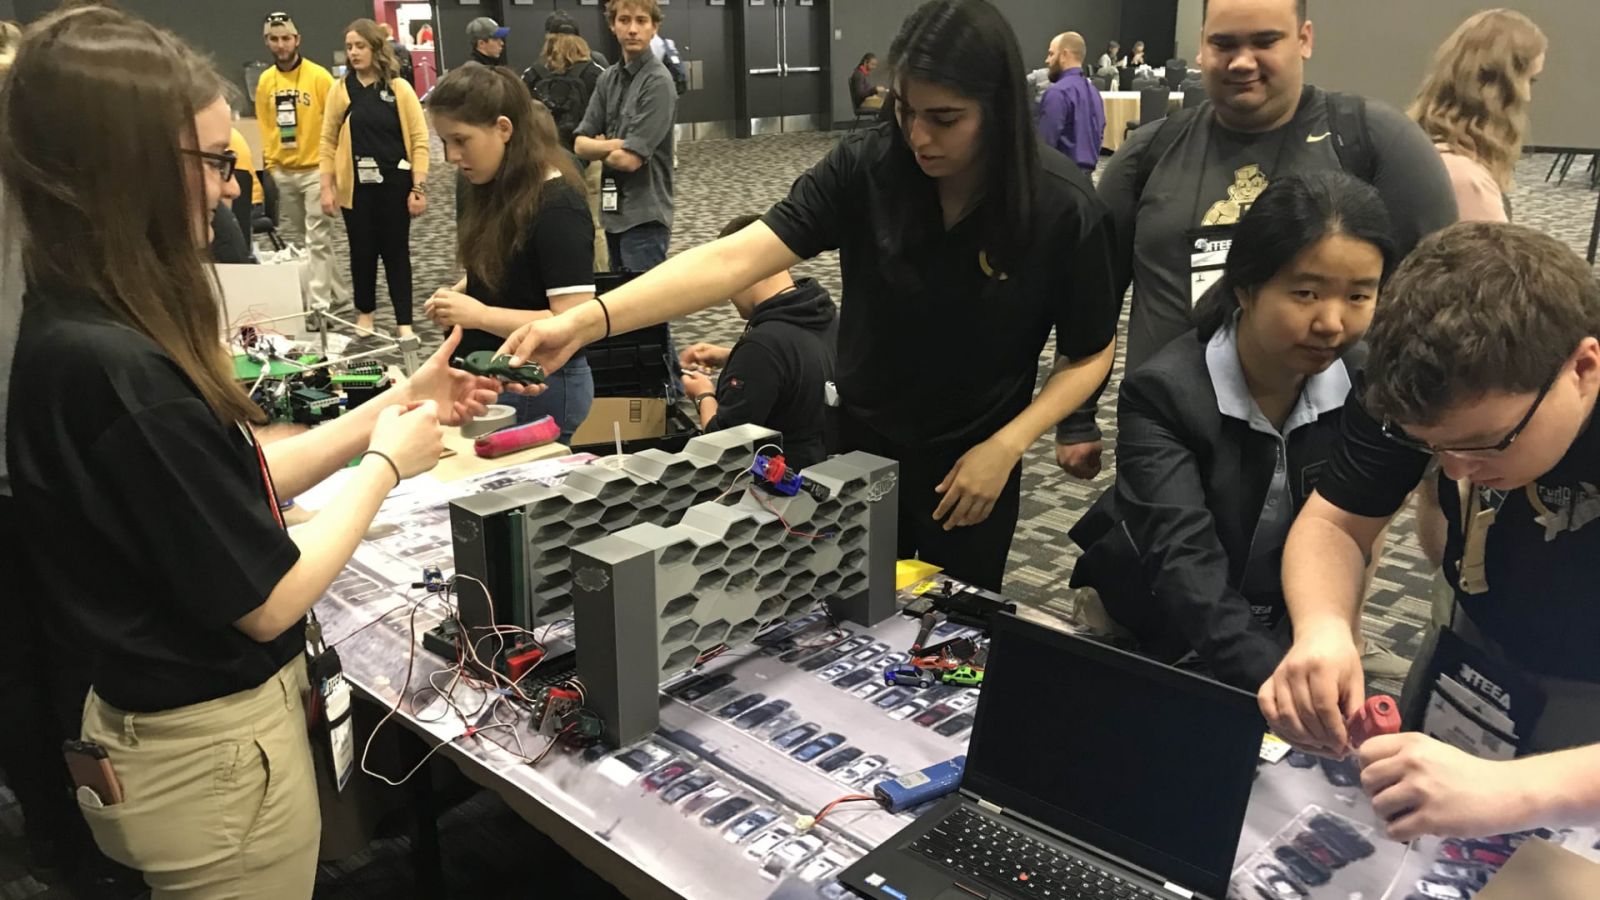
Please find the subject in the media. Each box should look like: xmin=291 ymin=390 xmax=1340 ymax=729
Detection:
xmin=319 ymin=17 xmax=429 ymax=338
xmin=539 ymin=28 xmax=608 ymax=272
xmin=1410 ymin=9 xmax=1547 ymax=223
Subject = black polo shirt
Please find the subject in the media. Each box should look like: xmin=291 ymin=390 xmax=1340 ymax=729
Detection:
xmin=346 ymin=73 xmax=407 ymax=174
xmin=460 ymin=176 xmax=596 ymax=358
xmin=6 ymin=289 xmax=303 ymax=712
xmin=1318 ymin=389 xmax=1600 ymax=683
xmin=761 ymin=123 xmax=1118 ymax=450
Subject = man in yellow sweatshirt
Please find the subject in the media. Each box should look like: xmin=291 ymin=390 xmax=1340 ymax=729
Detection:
xmin=254 ymin=12 xmax=348 ymax=318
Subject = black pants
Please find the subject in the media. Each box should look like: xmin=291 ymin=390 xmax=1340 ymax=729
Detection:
xmin=835 ymin=411 xmax=1023 ymax=593
xmin=341 ymin=179 xmax=414 ymax=326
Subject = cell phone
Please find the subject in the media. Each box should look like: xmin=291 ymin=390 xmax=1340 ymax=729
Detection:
xmin=63 ymin=739 xmax=124 ymax=806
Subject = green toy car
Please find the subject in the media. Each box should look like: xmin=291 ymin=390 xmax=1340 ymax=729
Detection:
xmin=454 ymin=350 xmax=546 ymax=386
xmin=940 ymin=665 xmax=984 ymax=686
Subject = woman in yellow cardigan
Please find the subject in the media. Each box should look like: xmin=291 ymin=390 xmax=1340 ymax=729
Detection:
xmin=319 ymin=18 xmax=428 ymax=338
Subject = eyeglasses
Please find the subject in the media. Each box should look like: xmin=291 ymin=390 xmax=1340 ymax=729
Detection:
xmin=182 ymin=148 xmax=238 ymax=182
xmin=1381 ymin=367 xmax=1561 ymax=456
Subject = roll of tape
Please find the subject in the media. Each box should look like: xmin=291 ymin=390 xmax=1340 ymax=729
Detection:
xmin=460 ymin=404 xmax=516 ymax=439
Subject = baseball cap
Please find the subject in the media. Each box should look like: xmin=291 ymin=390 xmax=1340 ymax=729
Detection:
xmin=263 ymin=12 xmax=298 ymax=36
xmin=545 ymin=11 xmax=581 ymax=36
xmin=466 ymin=17 xmax=509 ymax=42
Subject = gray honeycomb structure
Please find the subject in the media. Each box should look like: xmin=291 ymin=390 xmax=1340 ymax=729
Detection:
xmin=569 ymin=451 xmax=899 ymax=744
xmin=448 ymin=425 xmax=781 ymax=637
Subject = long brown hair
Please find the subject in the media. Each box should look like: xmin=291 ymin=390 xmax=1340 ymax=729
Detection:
xmin=0 ymin=6 xmax=260 ymax=424
xmin=541 ymin=31 xmax=592 ymax=74
xmin=1409 ymin=9 xmax=1547 ymax=190
xmin=427 ymin=64 xmax=581 ymax=293
xmin=345 ymin=17 xmax=400 ymax=82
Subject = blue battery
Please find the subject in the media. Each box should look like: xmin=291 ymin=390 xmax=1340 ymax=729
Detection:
xmin=874 ymin=756 xmax=967 ymax=813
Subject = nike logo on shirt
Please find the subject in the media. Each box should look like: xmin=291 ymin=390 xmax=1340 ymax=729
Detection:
xmin=1306 ymin=132 xmax=1332 ymax=143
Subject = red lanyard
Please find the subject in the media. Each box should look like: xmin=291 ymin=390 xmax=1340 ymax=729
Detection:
xmin=239 ymin=424 xmax=286 ymax=530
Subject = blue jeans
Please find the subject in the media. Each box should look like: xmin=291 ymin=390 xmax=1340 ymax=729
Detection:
xmin=606 ymin=222 xmax=670 ymax=272
xmin=498 ymin=356 xmax=594 ymax=446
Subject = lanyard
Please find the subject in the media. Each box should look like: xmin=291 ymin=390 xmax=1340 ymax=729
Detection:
xmin=239 ymin=424 xmax=286 ymax=529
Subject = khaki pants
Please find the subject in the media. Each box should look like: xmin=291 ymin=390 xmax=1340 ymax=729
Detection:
xmin=79 ymin=660 xmax=320 ymax=900
xmin=272 ymin=166 xmax=349 ymax=313
xmin=584 ymin=160 xmax=609 ymax=273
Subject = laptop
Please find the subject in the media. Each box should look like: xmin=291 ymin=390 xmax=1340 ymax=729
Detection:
xmin=840 ymin=612 xmax=1263 ymax=900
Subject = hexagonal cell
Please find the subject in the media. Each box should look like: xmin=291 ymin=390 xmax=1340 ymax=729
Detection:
xmin=725 ymin=569 xmax=758 ymax=595
xmin=660 ymin=540 xmax=694 ymax=568
xmin=599 ymin=505 xmax=637 ymax=530
xmin=752 ymin=519 xmax=787 ymax=549
xmin=663 ymin=618 xmax=697 ymax=645
xmin=813 ymin=499 xmax=843 ymax=521
xmin=538 ymin=569 xmax=573 ymax=590
xmin=753 ymin=545 xmax=788 ymax=574
xmin=694 ymin=570 xmax=729 ymax=593
xmin=841 ymin=549 xmax=867 ymax=571
xmin=530 ymin=549 xmax=566 ymax=574
xmin=572 ymin=524 xmax=608 ymax=547
xmin=661 ymin=492 xmax=696 ymax=513
xmin=658 ymin=460 xmax=697 ymax=489
xmin=726 ymin=517 xmax=759 ymax=545
xmin=662 ymin=594 xmax=696 ymax=620
xmin=632 ymin=483 xmax=668 ymax=508
xmin=566 ymin=499 xmax=604 ymax=528
xmin=839 ymin=573 xmax=867 ymax=596
xmin=839 ymin=502 xmax=869 ymax=523
xmin=692 ymin=543 xmax=729 ymax=569
xmin=536 ymin=596 xmax=574 ymax=618
xmin=661 ymin=645 xmax=700 ymax=676
xmin=815 ymin=571 xmax=844 ymax=595
xmin=695 ymin=619 xmax=732 ymax=645
xmin=756 ymin=570 xmax=787 ymax=595
xmin=595 ymin=477 xmax=636 ymax=505
xmin=838 ymin=525 xmax=867 ymax=550
xmin=726 ymin=621 xmax=759 ymax=646
xmin=754 ymin=594 xmax=786 ymax=620
xmin=786 ymin=571 xmax=818 ymax=596
xmin=725 ymin=544 xmax=757 ymax=572
xmin=782 ymin=597 xmax=813 ymax=618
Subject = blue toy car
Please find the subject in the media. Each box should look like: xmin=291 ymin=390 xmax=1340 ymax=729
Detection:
xmin=883 ymin=665 xmax=936 ymax=688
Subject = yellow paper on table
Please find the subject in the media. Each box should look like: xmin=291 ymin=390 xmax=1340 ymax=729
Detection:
xmin=1477 ymin=839 xmax=1600 ymax=900
xmin=896 ymin=559 xmax=944 ymax=591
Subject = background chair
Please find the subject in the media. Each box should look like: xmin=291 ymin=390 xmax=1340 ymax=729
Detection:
xmin=252 ymin=168 xmax=286 ymax=252
xmin=1125 ymin=87 xmax=1173 ymax=140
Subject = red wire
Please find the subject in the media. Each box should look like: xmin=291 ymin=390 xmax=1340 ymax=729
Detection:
xmin=812 ymin=793 xmax=879 ymax=826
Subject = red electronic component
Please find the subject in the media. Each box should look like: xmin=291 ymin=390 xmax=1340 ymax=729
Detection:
xmin=504 ymin=645 xmax=546 ymax=681
xmin=474 ymin=415 xmax=560 ymax=458
xmin=1346 ymin=694 xmax=1401 ymax=748
xmin=764 ymin=454 xmax=788 ymax=484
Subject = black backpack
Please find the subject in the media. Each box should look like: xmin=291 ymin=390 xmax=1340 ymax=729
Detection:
xmin=532 ymin=67 xmax=589 ymax=147
xmin=1134 ymin=90 xmax=1376 ymax=197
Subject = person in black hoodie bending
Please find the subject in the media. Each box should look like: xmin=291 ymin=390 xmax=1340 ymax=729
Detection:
xmin=679 ymin=214 xmax=837 ymax=469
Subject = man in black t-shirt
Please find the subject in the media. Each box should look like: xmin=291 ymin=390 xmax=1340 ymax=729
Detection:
xmin=1263 ymin=223 xmax=1600 ymax=843
xmin=1052 ymin=0 xmax=1457 ymax=479
xmin=679 ymin=215 xmax=837 ymax=469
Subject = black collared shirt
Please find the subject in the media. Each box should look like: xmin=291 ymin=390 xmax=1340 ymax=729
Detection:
xmin=1319 ymin=390 xmax=1600 ymax=683
xmin=346 ymin=73 xmax=406 ymax=174
xmin=761 ymin=123 xmax=1119 ymax=449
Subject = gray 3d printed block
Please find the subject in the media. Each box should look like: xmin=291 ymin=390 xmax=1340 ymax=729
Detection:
xmin=571 ymin=451 xmax=899 ymax=744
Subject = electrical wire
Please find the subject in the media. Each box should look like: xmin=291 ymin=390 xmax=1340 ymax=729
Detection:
xmin=1378 ymin=840 xmax=1415 ymax=900
xmin=803 ymin=794 xmax=881 ymax=830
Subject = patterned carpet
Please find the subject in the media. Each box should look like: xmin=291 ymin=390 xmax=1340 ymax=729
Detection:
xmin=2 ymin=134 xmax=1596 ymax=898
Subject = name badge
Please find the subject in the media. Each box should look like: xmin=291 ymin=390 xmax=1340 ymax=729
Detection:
xmin=356 ymin=156 xmax=384 ymax=185
xmin=276 ymin=94 xmax=299 ymax=149
xmin=311 ymin=646 xmax=356 ymax=791
xmin=1185 ymin=225 xmax=1233 ymax=308
xmin=601 ymin=177 xmax=619 ymax=213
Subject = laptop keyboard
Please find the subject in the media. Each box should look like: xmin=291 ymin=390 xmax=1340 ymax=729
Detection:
xmin=909 ymin=807 xmax=1165 ymax=900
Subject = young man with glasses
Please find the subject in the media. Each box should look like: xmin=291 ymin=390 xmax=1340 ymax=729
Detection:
xmin=254 ymin=12 xmax=348 ymax=321
xmin=1262 ymin=222 xmax=1600 ymax=843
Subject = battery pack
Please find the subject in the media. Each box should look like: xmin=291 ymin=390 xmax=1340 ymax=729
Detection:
xmin=874 ymin=756 xmax=967 ymax=813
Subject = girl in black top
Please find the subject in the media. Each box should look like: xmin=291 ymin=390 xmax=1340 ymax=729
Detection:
xmin=320 ymin=18 xmax=430 ymax=339
xmin=1 ymin=9 xmax=494 ymax=894
xmin=1070 ymin=172 xmax=1398 ymax=690
xmin=497 ymin=0 xmax=1120 ymax=592
xmin=424 ymin=65 xmax=598 ymax=443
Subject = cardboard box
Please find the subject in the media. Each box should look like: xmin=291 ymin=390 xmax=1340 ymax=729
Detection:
xmin=571 ymin=397 xmax=670 ymax=445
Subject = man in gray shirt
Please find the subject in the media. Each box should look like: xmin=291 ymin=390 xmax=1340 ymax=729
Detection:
xmin=575 ymin=0 xmax=677 ymax=273
xmin=1054 ymin=0 xmax=1457 ymax=478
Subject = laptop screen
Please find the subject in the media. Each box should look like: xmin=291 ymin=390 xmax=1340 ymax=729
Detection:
xmin=962 ymin=613 xmax=1263 ymax=899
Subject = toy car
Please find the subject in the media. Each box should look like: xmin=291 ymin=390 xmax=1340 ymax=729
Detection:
xmin=884 ymin=665 xmax=938 ymax=688
xmin=940 ymin=665 xmax=985 ymax=686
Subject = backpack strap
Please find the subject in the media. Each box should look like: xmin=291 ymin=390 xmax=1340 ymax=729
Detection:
xmin=1324 ymin=90 xmax=1377 ymax=183
xmin=1133 ymin=103 xmax=1205 ymax=200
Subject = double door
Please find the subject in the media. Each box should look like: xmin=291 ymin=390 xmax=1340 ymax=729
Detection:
xmin=742 ymin=0 xmax=829 ymax=135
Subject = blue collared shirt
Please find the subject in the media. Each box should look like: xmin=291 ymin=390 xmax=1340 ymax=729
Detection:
xmin=1205 ymin=321 xmax=1351 ymax=594
xmin=1037 ymin=67 xmax=1105 ymax=172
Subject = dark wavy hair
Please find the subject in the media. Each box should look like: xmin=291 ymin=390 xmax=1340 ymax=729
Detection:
xmin=1194 ymin=170 xmax=1398 ymax=340
xmin=876 ymin=0 xmax=1038 ymax=292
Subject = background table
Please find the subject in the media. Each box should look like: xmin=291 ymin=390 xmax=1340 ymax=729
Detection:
xmin=315 ymin=457 xmax=1600 ymax=900
xmin=1100 ymin=91 xmax=1184 ymax=153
